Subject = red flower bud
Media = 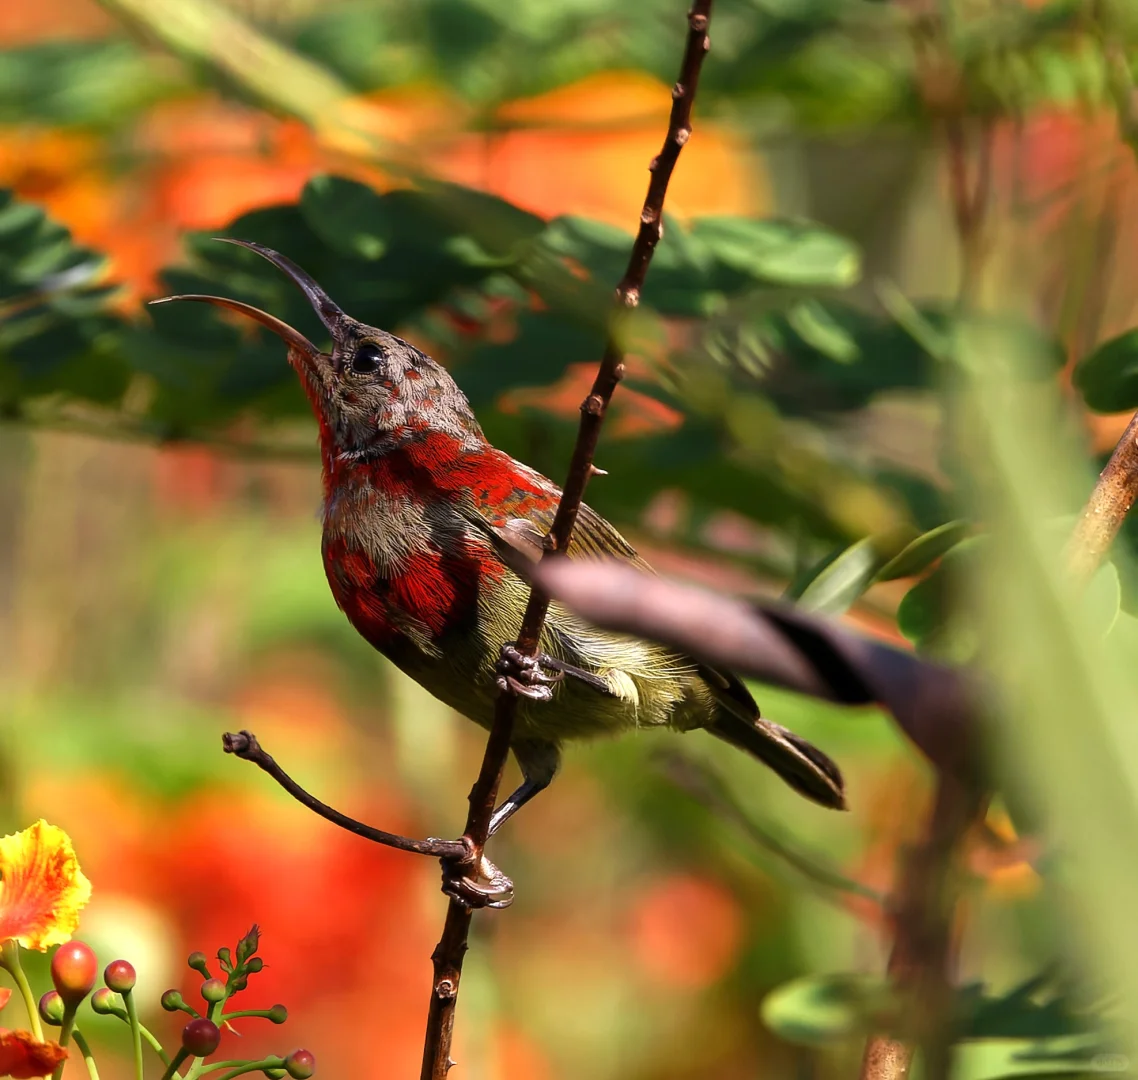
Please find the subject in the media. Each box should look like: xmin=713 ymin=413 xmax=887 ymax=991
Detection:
xmin=104 ymin=959 xmax=136 ymax=994
xmin=51 ymin=942 xmax=97 ymax=1004
xmin=181 ymin=1018 xmax=221 ymax=1058
xmin=38 ymin=991 xmax=64 ymax=1026
xmin=285 ymin=1049 xmax=315 ymax=1079
xmin=200 ymin=978 xmax=227 ymax=1004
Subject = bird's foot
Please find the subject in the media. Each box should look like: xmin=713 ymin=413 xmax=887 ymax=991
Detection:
xmin=495 ymin=642 xmax=563 ymax=702
xmin=433 ymin=835 xmax=515 ymax=910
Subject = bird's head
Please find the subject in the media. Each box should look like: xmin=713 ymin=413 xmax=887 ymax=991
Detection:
xmin=151 ymin=239 xmax=483 ymax=463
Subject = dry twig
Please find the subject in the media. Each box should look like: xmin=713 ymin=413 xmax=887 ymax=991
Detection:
xmin=419 ymin=5 xmax=715 ymax=1078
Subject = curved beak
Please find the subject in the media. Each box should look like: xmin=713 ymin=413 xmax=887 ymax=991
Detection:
xmin=149 ymin=239 xmax=349 ymax=398
xmin=148 ymin=293 xmax=319 ymax=357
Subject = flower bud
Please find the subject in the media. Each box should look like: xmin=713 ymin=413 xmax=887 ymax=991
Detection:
xmin=181 ymin=1017 xmax=221 ymax=1057
xmin=263 ymin=1070 xmax=286 ymax=1079
xmin=104 ymin=959 xmax=136 ymax=994
xmin=187 ymin=952 xmax=210 ymax=976
xmin=236 ymin=924 xmax=260 ymax=965
xmin=51 ymin=941 xmax=98 ymax=1005
xmin=38 ymin=991 xmax=65 ymax=1025
xmin=284 ymin=1050 xmax=315 ymax=1079
xmin=161 ymin=989 xmax=186 ymax=1012
xmin=245 ymin=957 xmax=264 ymax=974
xmin=216 ymin=947 xmax=232 ymax=970
xmin=201 ymin=978 xmax=227 ymax=1004
xmin=267 ymin=1004 xmax=288 ymax=1025
xmin=91 ymin=988 xmax=126 ymax=1018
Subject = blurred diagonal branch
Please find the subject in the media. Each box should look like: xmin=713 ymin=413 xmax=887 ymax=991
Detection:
xmin=419 ymin=5 xmax=716 ymax=1080
xmin=96 ymin=0 xmax=392 ymax=159
xmin=661 ymin=752 xmax=884 ymax=907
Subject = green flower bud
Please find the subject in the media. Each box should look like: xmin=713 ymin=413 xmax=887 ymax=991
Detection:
xmin=267 ymin=1004 xmax=288 ymax=1025
xmin=38 ymin=991 xmax=65 ymax=1025
xmin=201 ymin=978 xmax=227 ymax=1004
xmin=236 ymin=924 xmax=260 ymax=965
xmin=245 ymin=957 xmax=264 ymax=974
xmin=263 ymin=1070 xmax=287 ymax=1079
xmin=161 ymin=989 xmax=186 ymax=1012
xmin=91 ymin=988 xmax=126 ymax=1018
xmin=187 ymin=952 xmax=210 ymax=977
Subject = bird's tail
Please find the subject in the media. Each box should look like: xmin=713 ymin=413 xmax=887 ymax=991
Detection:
xmin=708 ymin=710 xmax=847 ymax=810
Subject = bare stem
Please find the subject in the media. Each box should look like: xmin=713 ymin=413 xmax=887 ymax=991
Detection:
xmin=222 ymin=731 xmax=466 ymax=860
xmin=418 ymin=4 xmax=716 ymax=1078
xmin=858 ymin=777 xmax=986 ymax=1080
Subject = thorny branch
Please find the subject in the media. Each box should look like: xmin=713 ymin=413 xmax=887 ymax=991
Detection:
xmin=420 ymin=4 xmax=715 ymax=1079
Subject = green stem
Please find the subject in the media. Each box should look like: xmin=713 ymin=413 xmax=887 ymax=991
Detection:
xmin=0 ymin=942 xmax=44 ymax=1042
xmin=160 ymin=1047 xmax=189 ymax=1080
xmin=219 ymin=1010 xmax=278 ymax=1021
xmin=124 ymin=990 xmax=145 ymax=1080
xmin=213 ymin=1060 xmax=285 ymax=1080
xmin=137 ymin=1022 xmax=173 ymax=1067
xmin=52 ymin=1006 xmax=77 ymax=1080
xmin=199 ymin=1059 xmax=282 ymax=1076
xmin=70 ymin=1029 xmax=101 ymax=1080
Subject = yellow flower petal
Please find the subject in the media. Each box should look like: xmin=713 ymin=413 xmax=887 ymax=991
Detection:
xmin=0 ymin=822 xmax=91 ymax=952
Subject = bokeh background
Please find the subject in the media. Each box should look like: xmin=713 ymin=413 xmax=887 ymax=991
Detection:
xmin=3 ymin=0 xmax=1138 ymax=1077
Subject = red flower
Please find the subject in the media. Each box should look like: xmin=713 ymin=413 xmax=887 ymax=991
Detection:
xmin=0 ymin=1030 xmax=67 ymax=1079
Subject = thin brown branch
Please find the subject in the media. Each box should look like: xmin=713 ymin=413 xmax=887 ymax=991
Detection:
xmin=418 ymin=4 xmax=715 ymax=1078
xmin=859 ymin=778 xmax=987 ymax=1080
xmin=222 ymin=731 xmax=468 ymax=859
xmin=1067 ymin=412 xmax=1138 ymax=581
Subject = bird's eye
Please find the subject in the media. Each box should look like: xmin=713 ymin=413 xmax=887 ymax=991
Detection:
xmin=350 ymin=343 xmax=384 ymax=375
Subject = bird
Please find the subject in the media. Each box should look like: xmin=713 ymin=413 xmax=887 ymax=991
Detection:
xmin=153 ymin=239 xmax=846 ymax=867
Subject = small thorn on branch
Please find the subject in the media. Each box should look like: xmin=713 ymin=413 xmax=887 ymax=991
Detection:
xmin=589 ymin=464 xmax=608 ymax=478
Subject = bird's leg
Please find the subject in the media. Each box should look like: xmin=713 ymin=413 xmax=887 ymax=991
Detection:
xmin=495 ymin=642 xmax=563 ymax=701
xmin=488 ymin=740 xmax=561 ymax=837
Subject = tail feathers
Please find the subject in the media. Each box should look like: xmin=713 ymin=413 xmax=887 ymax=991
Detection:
xmin=709 ymin=712 xmax=847 ymax=810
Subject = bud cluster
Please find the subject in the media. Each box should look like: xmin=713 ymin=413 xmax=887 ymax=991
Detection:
xmin=17 ymin=927 xmax=315 ymax=1079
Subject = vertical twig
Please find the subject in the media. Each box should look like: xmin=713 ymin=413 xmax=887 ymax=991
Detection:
xmin=858 ymin=778 xmax=987 ymax=1080
xmin=861 ymin=22 xmax=995 ymax=1080
xmin=418 ymin=5 xmax=716 ymax=1078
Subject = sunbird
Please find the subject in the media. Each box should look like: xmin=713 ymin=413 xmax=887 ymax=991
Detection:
xmin=154 ymin=240 xmax=846 ymax=841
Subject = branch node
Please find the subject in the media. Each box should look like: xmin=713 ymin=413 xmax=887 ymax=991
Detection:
xmin=582 ymin=394 xmax=605 ymax=417
xmin=672 ymin=82 xmax=685 ymax=100
xmin=675 ymin=127 xmax=691 ymax=146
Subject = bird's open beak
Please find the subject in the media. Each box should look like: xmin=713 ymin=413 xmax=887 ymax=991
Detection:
xmin=148 ymin=238 xmax=349 ymax=396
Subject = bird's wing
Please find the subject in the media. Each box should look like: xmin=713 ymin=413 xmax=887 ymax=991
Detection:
xmin=459 ymin=456 xmax=757 ymax=710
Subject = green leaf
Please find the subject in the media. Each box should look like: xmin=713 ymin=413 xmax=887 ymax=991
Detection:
xmin=1074 ymin=329 xmax=1138 ymax=413
xmin=691 ymin=216 xmax=861 ymax=287
xmin=761 ymin=974 xmax=895 ymax=1046
xmin=790 ymin=535 xmax=896 ymax=614
xmin=876 ymin=520 xmax=972 ymax=581
xmin=301 ymin=175 xmax=392 ymax=259
xmin=786 ymin=297 xmax=861 ymax=362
